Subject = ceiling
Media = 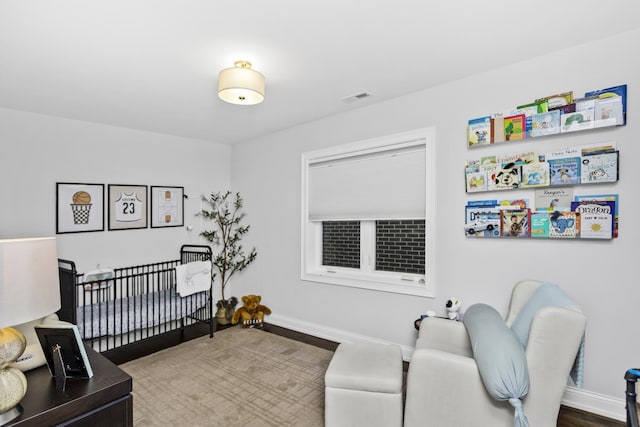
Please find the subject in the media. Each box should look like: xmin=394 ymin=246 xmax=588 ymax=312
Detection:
xmin=1 ymin=1 xmax=639 ymax=145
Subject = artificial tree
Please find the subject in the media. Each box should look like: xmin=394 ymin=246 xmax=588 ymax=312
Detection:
xmin=198 ymin=191 xmax=257 ymax=324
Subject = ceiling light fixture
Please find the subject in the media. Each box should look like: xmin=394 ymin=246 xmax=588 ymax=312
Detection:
xmin=218 ymin=60 xmax=265 ymax=105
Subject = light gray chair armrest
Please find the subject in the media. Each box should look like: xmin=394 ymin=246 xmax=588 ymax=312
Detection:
xmin=416 ymin=316 xmax=472 ymax=357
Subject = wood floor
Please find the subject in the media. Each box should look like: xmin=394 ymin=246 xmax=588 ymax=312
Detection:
xmin=262 ymin=323 xmax=627 ymax=427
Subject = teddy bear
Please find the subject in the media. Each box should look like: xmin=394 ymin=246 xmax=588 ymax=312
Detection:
xmin=231 ymin=294 xmax=272 ymax=328
xmin=446 ymin=297 xmax=462 ymax=321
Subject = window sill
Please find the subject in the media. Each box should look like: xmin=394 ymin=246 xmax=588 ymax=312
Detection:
xmin=301 ymin=270 xmax=434 ymax=297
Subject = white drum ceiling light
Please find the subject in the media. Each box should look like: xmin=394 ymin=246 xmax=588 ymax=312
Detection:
xmin=217 ymin=60 xmax=265 ymax=105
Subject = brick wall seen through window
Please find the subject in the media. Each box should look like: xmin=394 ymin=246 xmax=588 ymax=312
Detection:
xmin=322 ymin=221 xmax=360 ymax=269
xmin=376 ymin=220 xmax=425 ymax=274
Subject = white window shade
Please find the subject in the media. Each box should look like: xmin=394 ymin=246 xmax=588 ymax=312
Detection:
xmin=308 ymin=144 xmax=426 ymax=221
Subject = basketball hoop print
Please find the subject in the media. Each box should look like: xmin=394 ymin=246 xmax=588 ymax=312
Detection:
xmin=70 ymin=191 xmax=92 ymax=224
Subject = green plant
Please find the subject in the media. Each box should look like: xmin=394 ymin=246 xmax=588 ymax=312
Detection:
xmin=198 ymin=191 xmax=257 ymax=304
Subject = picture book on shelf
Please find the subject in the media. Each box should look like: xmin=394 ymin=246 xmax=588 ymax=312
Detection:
xmin=530 ymin=110 xmax=560 ymax=137
xmin=504 ymin=114 xmax=526 ymax=141
xmin=580 ymin=151 xmax=619 ymax=184
xmin=574 ymin=193 xmax=619 ymax=237
xmin=594 ymin=96 xmax=624 ymax=127
xmin=561 ymin=109 xmax=595 ymax=133
xmin=530 ymin=212 xmax=550 ymax=238
xmin=574 ymin=96 xmax=597 ymax=112
xmin=585 ymin=84 xmax=627 ymax=125
xmin=548 ymin=157 xmax=580 ymax=186
xmin=468 ymin=116 xmax=492 ymax=147
xmin=535 ymin=188 xmax=573 ymax=211
xmin=501 ymin=209 xmax=530 ymax=238
xmin=536 ymin=92 xmax=573 ymax=110
xmin=490 ymin=163 xmax=521 ymax=191
xmin=515 ymin=100 xmax=549 ymax=138
xmin=466 ymin=171 xmax=488 ymax=193
xmin=521 ymin=162 xmax=550 ymax=188
xmin=552 ymin=103 xmax=577 ymax=114
xmin=491 ymin=113 xmax=506 ymax=144
xmin=571 ymin=200 xmax=615 ymax=239
xmin=465 ymin=205 xmax=501 ymax=237
xmin=548 ymin=211 xmax=579 ymax=239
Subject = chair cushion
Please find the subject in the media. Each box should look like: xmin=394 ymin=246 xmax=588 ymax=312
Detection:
xmin=325 ymin=343 xmax=402 ymax=394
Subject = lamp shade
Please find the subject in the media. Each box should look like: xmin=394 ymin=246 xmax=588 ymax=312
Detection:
xmin=0 ymin=237 xmax=61 ymax=328
xmin=218 ymin=60 xmax=265 ymax=105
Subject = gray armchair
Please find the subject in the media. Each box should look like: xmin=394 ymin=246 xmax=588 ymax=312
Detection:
xmin=403 ymin=280 xmax=586 ymax=427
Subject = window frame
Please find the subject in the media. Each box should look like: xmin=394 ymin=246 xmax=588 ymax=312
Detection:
xmin=300 ymin=127 xmax=436 ymax=297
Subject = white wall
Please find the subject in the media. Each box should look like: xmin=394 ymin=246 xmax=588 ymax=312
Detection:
xmin=230 ymin=28 xmax=640 ymax=419
xmin=0 ymin=108 xmax=231 ymax=274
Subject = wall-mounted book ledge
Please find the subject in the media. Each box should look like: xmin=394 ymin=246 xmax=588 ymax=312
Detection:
xmin=464 ymin=194 xmax=618 ymax=240
xmin=465 ymin=143 xmax=619 ymax=193
xmin=467 ymin=84 xmax=627 ymax=148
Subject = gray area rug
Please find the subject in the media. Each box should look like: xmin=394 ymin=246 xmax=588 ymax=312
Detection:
xmin=120 ymin=327 xmax=333 ymax=426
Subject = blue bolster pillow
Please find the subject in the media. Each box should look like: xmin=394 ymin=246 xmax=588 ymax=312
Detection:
xmin=464 ymin=303 xmax=530 ymax=427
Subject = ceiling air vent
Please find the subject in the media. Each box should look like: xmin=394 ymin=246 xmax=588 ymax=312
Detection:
xmin=341 ymin=92 xmax=373 ymax=104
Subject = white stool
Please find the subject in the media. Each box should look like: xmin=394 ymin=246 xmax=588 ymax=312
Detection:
xmin=324 ymin=342 xmax=403 ymax=427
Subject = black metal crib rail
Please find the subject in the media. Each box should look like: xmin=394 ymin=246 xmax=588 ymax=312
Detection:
xmin=57 ymin=244 xmax=214 ymax=363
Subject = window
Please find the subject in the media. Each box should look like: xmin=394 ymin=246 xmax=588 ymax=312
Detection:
xmin=301 ymin=127 xmax=436 ymax=297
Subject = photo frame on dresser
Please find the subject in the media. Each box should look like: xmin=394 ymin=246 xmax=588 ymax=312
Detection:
xmin=35 ymin=323 xmax=93 ymax=382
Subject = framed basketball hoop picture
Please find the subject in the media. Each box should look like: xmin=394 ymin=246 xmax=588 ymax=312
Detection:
xmin=56 ymin=183 xmax=105 ymax=234
xmin=107 ymin=184 xmax=148 ymax=231
xmin=150 ymin=186 xmax=184 ymax=228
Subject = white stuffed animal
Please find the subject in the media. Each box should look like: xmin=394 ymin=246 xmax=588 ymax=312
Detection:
xmin=446 ymin=297 xmax=462 ymax=321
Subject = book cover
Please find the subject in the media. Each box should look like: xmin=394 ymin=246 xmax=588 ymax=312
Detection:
xmin=574 ymin=96 xmax=597 ymax=111
xmin=465 ymin=206 xmax=501 ymax=237
xmin=574 ymin=193 xmax=619 ymax=237
xmin=585 ymin=84 xmax=627 ymax=125
xmin=548 ymin=157 xmax=580 ymax=186
xmin=535 ymin=187 xmax=573 ymax=211
xmin=468 ymin=116 xmax=492 ymax=147
xmin=551 ymin=103 xmax=576 ymax=114
xmin=501 ymin=209 xmax=530 ymax=238
xmin=466 ymin=171 xmax=488 ymax=193
xmin=517 ymin=100 xmax=549 ymax=113
xmin=536 ymin=92 xmax=573 ymax=110
xmin=560 ymin=109 xmax=594 ymax=133
xmin=496 ymin=199 xmax=529 ymax=210
xmin=490 ymin=163 xmax=521 ymax=191
xmin=571 ymin=200 xmax=615 ymax=239
xmin=516 ymin=100 xmax=549 ymax=138
xmin=497 ymin=151 xmax=539 ymax=165
xmin=530 ymin=211 xmax=550 ymax=238
xmin=580 ymin=151 xmax=619 ymax=184
xmin=491 ymin=113 xmax=506 ymax=144
xmin=466 ymin=199 xmax=499 ymax=207
xmin=530 ymin=110 xmax=560 ymax=137
xmin=521 ymin=162 xmax=550 ymax=188
xmin=504 ymin=114 xmax=526 ymax=141
xmin=548 ymin=211 xmax=579 ymax=239
xmin=594 ymin=96 xmax=623 ymax=127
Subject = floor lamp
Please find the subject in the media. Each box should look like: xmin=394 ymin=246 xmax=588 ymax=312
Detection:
xmin=0 ymin=237 xmax=61 ymax=425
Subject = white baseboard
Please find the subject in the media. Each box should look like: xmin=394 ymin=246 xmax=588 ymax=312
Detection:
xmin=267 ymin=313 xmax=628 ymax=422
xmin=562 ymin=386 xmax=626 ymax=422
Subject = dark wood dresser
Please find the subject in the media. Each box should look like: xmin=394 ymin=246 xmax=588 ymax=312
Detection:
xmin=7 ymin=346 xmax=133 ymax=427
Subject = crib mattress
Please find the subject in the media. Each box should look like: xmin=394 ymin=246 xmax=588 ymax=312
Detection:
xmin=76 ymin=289 xmax=207 ymax=339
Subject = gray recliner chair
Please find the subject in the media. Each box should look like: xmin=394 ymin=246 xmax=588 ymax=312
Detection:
xmin=403 ymin=280 xmax=586 ymax=427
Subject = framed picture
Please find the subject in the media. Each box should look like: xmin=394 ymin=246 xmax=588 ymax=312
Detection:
xmin=35 ymin=324 xmax=93 ymax=380
xmin=56 ymin=183 xmax=105 ymax=234
xmin=107 ymin=184 xmax=148 ymax=230
xmin=150 ymin=186 xmax=184 ymax=228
